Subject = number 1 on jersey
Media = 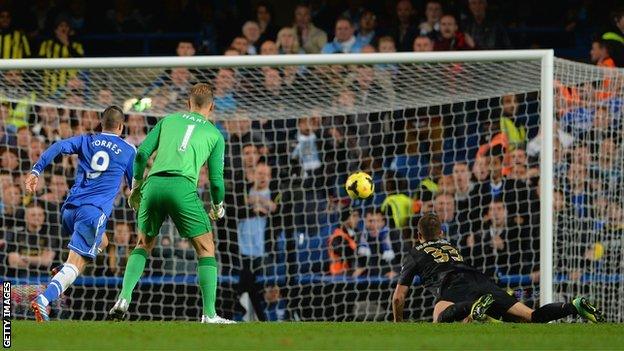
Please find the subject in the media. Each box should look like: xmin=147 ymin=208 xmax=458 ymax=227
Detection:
xmin=179 ymin=124 xmax=196 ymax=151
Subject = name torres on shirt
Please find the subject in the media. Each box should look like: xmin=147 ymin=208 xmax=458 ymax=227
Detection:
xmin=91 ymin=138 xmax=124 ymax=155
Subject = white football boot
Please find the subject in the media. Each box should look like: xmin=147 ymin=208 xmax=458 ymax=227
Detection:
xmin=201 ymin=315 xmax=236 ymax=324
xmin=108 ymin=298 xmax=129 ymax=321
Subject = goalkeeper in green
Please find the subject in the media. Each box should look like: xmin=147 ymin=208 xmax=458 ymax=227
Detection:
xmin=109 ymin=83 xmax=233 ymax=324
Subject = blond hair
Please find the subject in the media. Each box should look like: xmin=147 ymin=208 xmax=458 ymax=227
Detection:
xmin=276 ymin=27 xmax=301 ymax=54
xmin=378 ymin=36 xmax=395 ymax=45
xmin=189 ymin=83 xmax=213 ymax=108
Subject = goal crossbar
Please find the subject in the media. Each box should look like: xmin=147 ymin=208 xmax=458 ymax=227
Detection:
xmin=0 ymin=49 xmax=554 ymax=70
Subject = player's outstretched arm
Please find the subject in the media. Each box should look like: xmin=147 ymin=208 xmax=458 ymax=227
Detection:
xmin=393 ymin=253 xmax=417 ymax=322
xmin=207 ymin=133 xmax=226 ymax=220
xmin=392 ymin=284 xmax=409 ymax=322
xmin=26 ymin=136 xmax=83 ymax=194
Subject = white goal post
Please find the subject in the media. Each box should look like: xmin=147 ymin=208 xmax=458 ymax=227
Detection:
xmin=9 ymin=48 xmax=612 ymax=321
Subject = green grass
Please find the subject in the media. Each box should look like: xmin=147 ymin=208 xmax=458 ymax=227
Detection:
xmin=11 ymin=321 xmax=624 ymax=350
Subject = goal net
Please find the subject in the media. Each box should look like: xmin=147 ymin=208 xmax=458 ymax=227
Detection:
xmin=552 ymin=60 xmax=624 ymax=322
xmin=0 ymin=52 xmax=621 ymax=322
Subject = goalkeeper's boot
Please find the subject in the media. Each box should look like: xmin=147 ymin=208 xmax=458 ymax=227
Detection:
xmin=108 ymin=298 xmax=129 ymax=321
xmin=31 ymin=295 xmax=50 ymax=322
xmin=572 ymin=297 xmax=605 ymax=323
xmin=470 ymin=294 xmax=495 ymax=323
xmin=201 ymin=315 xmax=236 ymax=324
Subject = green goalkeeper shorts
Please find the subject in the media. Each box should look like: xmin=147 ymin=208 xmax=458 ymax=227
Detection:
xmin=137 ymin=174 xmax=212 ymax=238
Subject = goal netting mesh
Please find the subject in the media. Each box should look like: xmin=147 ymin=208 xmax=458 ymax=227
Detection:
xmin=1 ymin=55 xmax=622 ymax=322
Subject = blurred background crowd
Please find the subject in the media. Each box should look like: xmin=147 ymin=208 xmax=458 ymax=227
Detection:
xmin=0 ymin=0 xmax=621 ymax=62
xmin=0 ymin=0 xmax=623 ymax=321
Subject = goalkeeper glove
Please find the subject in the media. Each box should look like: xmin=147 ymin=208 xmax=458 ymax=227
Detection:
xmin=209 ymin=202 xmax=225 ymax=221
xmin=127 ymin=179 xmax=144 ymax=211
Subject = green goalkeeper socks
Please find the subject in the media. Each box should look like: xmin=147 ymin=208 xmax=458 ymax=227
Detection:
xmin=119 ymin=248 xmax=149 ymax=301
xmin=197 ymin=256 xmax=218 ymax=318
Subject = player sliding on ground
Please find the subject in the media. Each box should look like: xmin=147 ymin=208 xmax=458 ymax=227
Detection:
xmin=392 ymin=213 xmax=605 ymax=323
xmin=27 ymin=106 xmax=135 ymax=322
xmin=108 ymin=83 xmax=233 ymax=324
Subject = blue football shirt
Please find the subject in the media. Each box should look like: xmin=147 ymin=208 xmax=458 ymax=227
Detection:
xmin=32 ymin=132 xmax=136 ymax=216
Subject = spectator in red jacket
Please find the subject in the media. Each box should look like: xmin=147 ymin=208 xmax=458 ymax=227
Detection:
xmin=434 ymin=14 xmax=475 ymax=51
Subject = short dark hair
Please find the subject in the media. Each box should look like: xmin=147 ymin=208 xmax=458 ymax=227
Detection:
xmin=488 ymin=144 xmax=505 ymax=159
xmin=378 ymin=35 xmax=395 ymax=45
xmin=189 ymin=83 xmax=214 ymax=108
xmin=592 ymin=37 xmax=614 ymax=57
xmin=336 ymin=16 xmax=354 ymax=27
xmin=295 ymin=3 xmax=310 ymax=11
xmin=256 ymin=1 xmax=273 ymax=15
xmin=365 ymin=207 xmax=383 ymax=217
xmin=384 ymin=170 xmax=407 ymax=194
xmin=426 ymin=0 xmax=442 ymax=5
xmin=341 ymin=208 xmax=359 ymax=223
xmin=101 ymin=105 xmax=124 ymax=130
xmin=441 ymin=13 xmax=456 ymax=20
xmin=490 ymin=198 xmax=505 ymax=206
xmin=54 ymin=14 xmax=70 ymax=29
xmin=25 ymin=202 xmax=44 ymax=210
xmin=242 ymin=143 xmax=257 ymax=150
xmin=177 ymin=39 xmax=195 ymax=46
xmin=612 ymin=7 xmax=624 ymax=22
xmin=418 ymin=212 xmax=442 ymax=241
xmin=592 ymin=36 xmax=607 ymax=46
xmin=361 ymin=8 xmax=376 ymax=17
xmin=415 ymin=35 xmax=433 ymax=42
xmin=0 ymin=146 xmax=17 ymax=156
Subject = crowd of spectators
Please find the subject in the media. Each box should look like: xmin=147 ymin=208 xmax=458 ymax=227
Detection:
xmin=1 ymin=0 xmax=623 ymax=320
xmin=0 ymin=1 xmax=622 ymax=60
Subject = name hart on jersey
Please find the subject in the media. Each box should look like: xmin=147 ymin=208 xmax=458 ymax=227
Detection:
xmin=91 ymin=139 xmax=123 ymax=155
xmin=182 ymin=113 xmax=208 ymax=124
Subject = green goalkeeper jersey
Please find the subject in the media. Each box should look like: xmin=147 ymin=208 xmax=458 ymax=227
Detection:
xmin=133 ymin=111 xmax=225 ymax=204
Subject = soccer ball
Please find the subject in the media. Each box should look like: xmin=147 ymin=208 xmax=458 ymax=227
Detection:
xmin=345 ymin=171 xmax=374 ymax=199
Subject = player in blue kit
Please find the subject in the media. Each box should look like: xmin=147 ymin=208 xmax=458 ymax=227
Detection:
xmin=25 ymin=106 xmax=136 ymax=322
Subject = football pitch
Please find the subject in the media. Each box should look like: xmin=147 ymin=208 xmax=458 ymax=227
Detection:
xmin=11 ymin=321 xmax=624 ymax=350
